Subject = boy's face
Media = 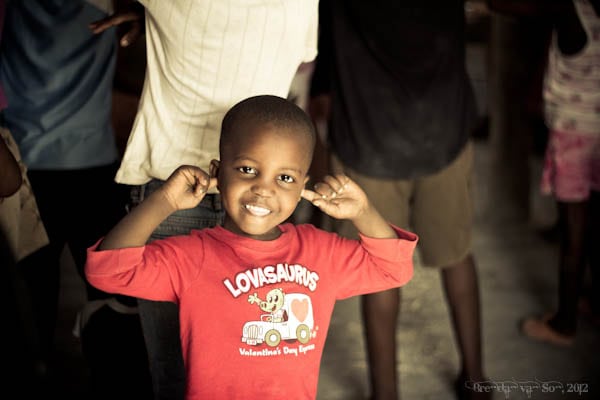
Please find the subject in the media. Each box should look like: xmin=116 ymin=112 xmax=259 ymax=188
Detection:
xmin=213 ymin=121 xmax=312 ymax=241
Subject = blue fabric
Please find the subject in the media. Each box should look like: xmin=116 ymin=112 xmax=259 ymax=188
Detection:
xmin=0 ymin=0 xmax=7 ymax=110
xmin=130 ymin=180 xmax=225 ymax=400
xmin=0 ymin=0 xmax=118 ymax=169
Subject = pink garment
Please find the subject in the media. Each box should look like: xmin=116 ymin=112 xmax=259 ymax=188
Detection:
xmin=541 ymin=129 xmax=600 ymax=201
xmin=85 ymin=223 xmax=417 ymax=399
xmin=541 ymin=0 xmax=600 ymax=201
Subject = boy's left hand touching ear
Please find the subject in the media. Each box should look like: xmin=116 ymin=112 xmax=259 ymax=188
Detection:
xmin=160 ymin=165 xmax=217 ymax=211
xmin=301 ymin=174 xmax=369 ymax=221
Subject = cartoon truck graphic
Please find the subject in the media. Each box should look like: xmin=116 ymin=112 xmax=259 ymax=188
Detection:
xmin=242 ymin=292 xmax=314 ymax=347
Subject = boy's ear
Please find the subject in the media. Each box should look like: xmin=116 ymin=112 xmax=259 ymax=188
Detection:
xmin=300 ymin=175 xmax=310 ymax=202
xmin=209 ymin=159 xmax=220 ymax=178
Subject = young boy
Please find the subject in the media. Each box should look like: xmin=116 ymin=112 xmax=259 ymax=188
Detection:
xmin=85 ymin=95 xmax=417 ymax=399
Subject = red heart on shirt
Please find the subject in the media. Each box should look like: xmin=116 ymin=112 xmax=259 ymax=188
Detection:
xmin=291 ymin=299 xmax=309 ymax=322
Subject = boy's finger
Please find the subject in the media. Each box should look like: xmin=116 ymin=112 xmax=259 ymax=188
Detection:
xmin=330 ymin=174 xmax=350 ymax=192
xmin=317 ymin=178 xmax=346 ymax=198
xmin=302 ymin=188 xmax=329 ymax=204
xmin=336 ymin=174 xmax=351 ymax=185
xmin=301 ymin=188 xmax=317 ymax=202
xmin=302 ymin=190 xmax=330 ymax=211
xmin=208 ymin=177 xmax=218 ymax=191
xmin=191 ymin=176 xmax=210 ymax=196
xmin=313 ymin=182 xmax=335 ymax=199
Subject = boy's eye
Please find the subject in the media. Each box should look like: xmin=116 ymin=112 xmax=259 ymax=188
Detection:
xmin=238 ymin=166 xmax=257 ymax=175
xmin=279 ymin=175 xmax=295 ymax=183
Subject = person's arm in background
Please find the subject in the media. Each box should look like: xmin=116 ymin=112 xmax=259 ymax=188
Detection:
xmin=552 ymin=0 xmax=594 ymax=56
xmin=554 ymin=0 xmax=600 ymax=57
xmin=0 ymin=136 xmax=22 ymax=197
xmin=89 ymin=0 xmax=144 ymax=47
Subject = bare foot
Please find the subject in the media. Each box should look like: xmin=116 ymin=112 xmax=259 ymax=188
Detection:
xmin=521 ymin=313 xmax=574 ymax=347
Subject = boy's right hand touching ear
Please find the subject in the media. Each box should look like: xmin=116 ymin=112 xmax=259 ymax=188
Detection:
xmin=159 ymin=165 xmax=217 ymax=211
xmin=301 ymin=174 xmax=369 ymax=221
xmin=302 ymin=174 xmax=397 ymax=240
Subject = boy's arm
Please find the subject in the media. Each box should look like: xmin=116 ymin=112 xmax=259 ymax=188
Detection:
xmin=98 ymin=165 xmax=215 ymax=250
xmin=301 ymin=174 xmax=397 ymax=239
xmin=98 ymin=191 xmax=175 ymax=250
xmin=348 ymin=201 xmax=397 ymax=239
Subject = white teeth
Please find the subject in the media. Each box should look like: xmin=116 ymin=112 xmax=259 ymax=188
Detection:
xmin=245 ymin=204 xmax=271 ymax=216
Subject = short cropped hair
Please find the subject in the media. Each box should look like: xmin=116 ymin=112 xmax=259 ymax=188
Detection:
xmin=220 ymin=95 xmax=316 ymax=156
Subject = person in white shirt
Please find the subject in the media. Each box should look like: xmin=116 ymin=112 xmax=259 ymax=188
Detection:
xmin=91 ymin=2 xmax=319 ymax=398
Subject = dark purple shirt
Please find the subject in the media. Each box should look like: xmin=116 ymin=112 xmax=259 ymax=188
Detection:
xmin=311 ymin=0 xmax=478 ymax=179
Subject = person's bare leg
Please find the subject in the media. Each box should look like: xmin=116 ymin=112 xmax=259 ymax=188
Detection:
xmin=361 ymin=288 xmax=400 ymax=400
xmin=441 ymin=254 xmax=489 ymax=399
xmin=550 ymin=201 xmax=588 ymax=334
xmin=521 ymin=200 xmax=589 ymax=346
xmin=589 ymin=192 xmax=600 ymax=318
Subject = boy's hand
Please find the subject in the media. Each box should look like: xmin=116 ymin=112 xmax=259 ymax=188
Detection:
xmin=159 ymin=165 xmax=217 ymax=211
xmin=301 ymin=174 xmax=368 ymax=221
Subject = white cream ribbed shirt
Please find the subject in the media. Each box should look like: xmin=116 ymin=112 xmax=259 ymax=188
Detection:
xmin=116 ymin=0 xmax=319 ymax=185
xmin=543 ymin=0 xmax=600 ymax=136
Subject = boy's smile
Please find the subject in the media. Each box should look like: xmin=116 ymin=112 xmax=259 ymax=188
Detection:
xmin=213 ymin=121 xmax=312 ymax=241
xmin=244 ymin=203 xmax=271 ymax=217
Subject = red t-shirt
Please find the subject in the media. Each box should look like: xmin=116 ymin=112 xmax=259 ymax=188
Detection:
xmin=86 ymin=223 xmax=417 ymax=399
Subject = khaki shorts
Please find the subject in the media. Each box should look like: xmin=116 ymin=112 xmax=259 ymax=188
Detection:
xmin=330 ymin=141 xmax=474 ymax=268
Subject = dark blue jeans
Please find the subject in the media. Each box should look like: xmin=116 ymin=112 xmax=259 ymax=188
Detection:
xmin=130 ymin=180 xmax=224 ymax=400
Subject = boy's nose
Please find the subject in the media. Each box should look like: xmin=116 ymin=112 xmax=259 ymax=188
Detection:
xmin=250 ymin=178 xmax=276 ymax=197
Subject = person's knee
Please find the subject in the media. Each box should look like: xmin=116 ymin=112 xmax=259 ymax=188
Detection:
xmin=444 ymin=253 xmax=475 ymax=270
xmin=361 ymin=288 xmax=400 ymax=314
